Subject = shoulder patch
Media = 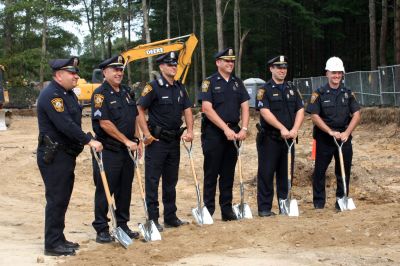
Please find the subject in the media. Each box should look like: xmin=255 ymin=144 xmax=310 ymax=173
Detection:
xmin=51 ymin=98 xmax=64 ymax=112
xmin=141 ymin=84 xmax=153 ymax=96
xmin=201 ymin=80 xmax=210 ymax=93
xmin=257 ymin=88 xmax=265 ymax=100
xmin=310 ymin=92 xmax=319 ymax=104
xmin=94 ymin=94 xmax=104 ymax=108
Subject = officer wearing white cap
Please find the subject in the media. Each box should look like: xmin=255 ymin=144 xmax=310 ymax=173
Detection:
xmin=255 ymin=55 xmax=304 ymax=217
xmin=306 ymin=56 xmax=361 ymax=210
xmin=199 ymin=47 xmax=250 ymax=221
xmin=137 ymin=51 xmax=193 ymax=231
xmin=37 ymin=57 xmax=102 ymax=256
xmin=91 ymin=55 xmax=142 ymax=242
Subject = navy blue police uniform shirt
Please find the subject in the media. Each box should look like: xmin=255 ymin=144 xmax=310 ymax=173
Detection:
xmin=255 ymin=79 xmax=304 ymax=132
xmin=91 ymin=81 xmax=138 ymax=140
xmin=138 ymin=75 xmax=192 ymax=131
xmin=37 ymin=80 xmax=91 ymax=145
xmin=199 ymin=72 xmax=250 ymax=124
xmin=306 ymin=83 xmax=360 ymax=131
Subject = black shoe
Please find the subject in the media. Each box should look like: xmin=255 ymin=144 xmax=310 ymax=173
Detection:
xmin=164 ymin=218 xmax=189 ymax=228
xmin=64 ymin=240 xmax=80 ymax=250
xmin=122 ymin=227 xmax=140 ymax=239
xmin=153 ymin=220 xmax=164 ymax=232
xmin=221 ymin=210 xmax=238 ymax=221
xmin=335 ymin=202 xmax=341 ymax=211
xmin=258 ymin=210 xmax=276 ymax=217
xmin=44 ymin=244 xmax=76 ymax=256
xmin=96 ymin=231 xmax=113 ymax=243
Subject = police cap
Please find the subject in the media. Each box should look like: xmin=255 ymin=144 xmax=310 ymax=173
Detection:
xmin=268 ymin=55 xmax=288 ymax=68
xmin=214 ymin=47 xmax=236 ymax=60
xmin=49 ymin=57 xmax=79 ymax=73
xmin=99 ymin=55 xmax=125 ymax=70
xmin=156 ymin=52 xmax=178 ymax=65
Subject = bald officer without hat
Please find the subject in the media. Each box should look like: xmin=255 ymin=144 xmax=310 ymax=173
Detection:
xmin=91 ymin=55 xmax=142 ymax=243
xmin=37 ymin=57 xmax=102 ymax=256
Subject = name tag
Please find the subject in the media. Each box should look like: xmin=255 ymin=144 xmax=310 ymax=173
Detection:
xmin=323 ymin=100 xmax=330 ymax=103
xmin=162 ymin=96 xmax=169 ymax=99
xmin=273 ymin=93 xmax=279 ymax=96
xmin=110 ymin=101 xmax=116 ymax=104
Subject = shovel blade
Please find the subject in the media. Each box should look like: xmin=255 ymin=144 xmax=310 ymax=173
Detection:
xmin=112 ymin=227 xmax=133 ymax=248
xmin=337 ymin=197 xmax=356 ymax=211
xmin=288 ymin=199 xmax=299 ymax=217
xmin=279 ymin=198 xmax=300 ymax=216
xmin=192 ymin=206 xmax=213 ymax=225
xmin=139 ymin=221 xmax=162 ymax=242
xmin=233 ymin=203 xmax=253 ymax=219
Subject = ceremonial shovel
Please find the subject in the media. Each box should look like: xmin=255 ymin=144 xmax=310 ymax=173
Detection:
xmin=92 ymin=147 xmax=133 ymax=248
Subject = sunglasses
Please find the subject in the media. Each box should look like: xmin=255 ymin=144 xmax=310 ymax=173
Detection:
xmin=167 ymin=63 xmax=177 ymax=67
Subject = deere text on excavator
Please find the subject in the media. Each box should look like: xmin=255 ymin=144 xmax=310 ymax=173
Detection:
xmin=73 ymin=34 xmax=198 ymax=103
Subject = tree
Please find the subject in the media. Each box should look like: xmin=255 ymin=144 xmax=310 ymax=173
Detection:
xmin=199 ymin=0 xmax=206 ymax=80
xmin=395 ymin=0 xmax=400 ymax=64
xmin=142 ymin=0 xmax=152 ymax=81
xmin=369 ymin=0 xmax=377 ymax=70
xmin=39 ymin=0 xmax=48 ymax=89
xmin=216 ymin=0 xmax=224 ymax=50
xmin=379 ymin=0 xmax=388 ymax=66
xmin=167 ymin=0 xmax=171 ymax=39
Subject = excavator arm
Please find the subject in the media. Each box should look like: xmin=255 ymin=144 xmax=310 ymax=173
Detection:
xmin=121 ymin=34 xmax=198 ymax=84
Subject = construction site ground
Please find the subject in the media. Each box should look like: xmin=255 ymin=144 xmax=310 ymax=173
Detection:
xmin=0 ymin=110 xmax=399 ymax=265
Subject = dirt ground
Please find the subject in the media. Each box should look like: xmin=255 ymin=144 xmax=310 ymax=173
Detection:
xmin=0 ymin=110 xmax=399 ymax=266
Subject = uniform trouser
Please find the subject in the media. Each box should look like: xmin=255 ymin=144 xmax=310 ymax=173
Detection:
xmin=313 ymin=135 xmax=353 ymax=207
xmin=201 ymin=126 xmax=238 ymax=216
xmin=37 ymin=146 xmax=76 ymax=249
xmin=92 ymin=148 xmax=134 ymax=233
xmin=256 ymin=134 xmax=294 ymax=212
xmin=145 ymin=139 xmax=180 ymax=222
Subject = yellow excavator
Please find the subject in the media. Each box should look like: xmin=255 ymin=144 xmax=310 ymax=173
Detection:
xmin=74 ymin=33 xmax=198 ymax=103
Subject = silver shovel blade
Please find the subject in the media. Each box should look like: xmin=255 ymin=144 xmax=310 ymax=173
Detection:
xmin=192 ymin=206 xmax=214 ymax=225
xmin=279 ymin=198 xmax=289 ymax=215
xmin=288 ymin=199 xmax=299 ymax=217
xmin=279 ymin=198 xmax=299 ymax=217
xmin=337 ymin=197 xmax=356 ymax=211
xmin=112 ymin=227 xmax=133 ymax=248
xmin=139 ymin=221 xmax=162 ymax=242
xmin=233 ymin=203 xmax=253 ymax=219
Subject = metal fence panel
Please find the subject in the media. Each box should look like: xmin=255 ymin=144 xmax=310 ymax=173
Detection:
xmin=293 ymin=64 xmax=400 ymax=107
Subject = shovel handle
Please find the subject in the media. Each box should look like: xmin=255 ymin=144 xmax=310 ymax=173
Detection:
xmin=91 ymin=147 xmax=114 ymax=206
xmin=233 ymin=140 xmax=244 ymax=183
xmin=284 ymin=139 xmax=294 ymax=188
xmin=333 ymin=138 xmax=347 ymax=196
xmin=127 ymin=149 xmax=147 ymax=202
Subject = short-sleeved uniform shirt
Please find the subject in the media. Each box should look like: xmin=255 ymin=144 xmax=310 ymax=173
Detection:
xmin=256 ymin=79 xmax=304 ymax=132
xmin=91 ymin=81 xmax=138 ymax=140
xmin=306 ymin=83 xmax=360 ymax=131
xmin=137 ymin=75 xmax=192 ymax=131
xmin=37 ymin=80 xmax=90 ymax=145
xmin=199 ymin=72 xmax=250 ymax=124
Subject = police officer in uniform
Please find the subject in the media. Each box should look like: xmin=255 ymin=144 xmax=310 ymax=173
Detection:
xmin=137 ymin=51 xmax=193 ymax=231
xmin=199 ymin=48 xmax=250 ymax=221
xmin=306 ymin=57 xmax=360 ymax=209
xmin=91 ymin=55 xmax=142 ymax=242
xmin=37 ymin=57 xmax=103 ymax=256
xmin=255 ymin=55 xmax=304 ymax=217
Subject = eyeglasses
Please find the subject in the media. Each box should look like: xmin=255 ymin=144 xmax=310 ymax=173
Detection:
xmin=167 ymin=64 xmax=177 ymax=67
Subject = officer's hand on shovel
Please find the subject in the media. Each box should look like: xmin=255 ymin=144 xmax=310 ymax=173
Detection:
xmin=340 ymin=131 xmax=350 ymax=142
xmin=280 ymin=127 xmax=290 ymax=139
xmin=182 ymin=131 xmax=194 ymax=142
xmin=88 ymin=139 xmax=103 ymax=152
xmin=224 ymin=127 xmax=236 ymax=141
xmin=124 ymin=139 xmax=138 ymax=152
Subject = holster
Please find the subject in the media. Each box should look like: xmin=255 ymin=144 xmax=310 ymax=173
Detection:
xmin=39 ymin=135 xmax=58 ymax=164
xmin=149 ymin=124 xmax=187 ymax=143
